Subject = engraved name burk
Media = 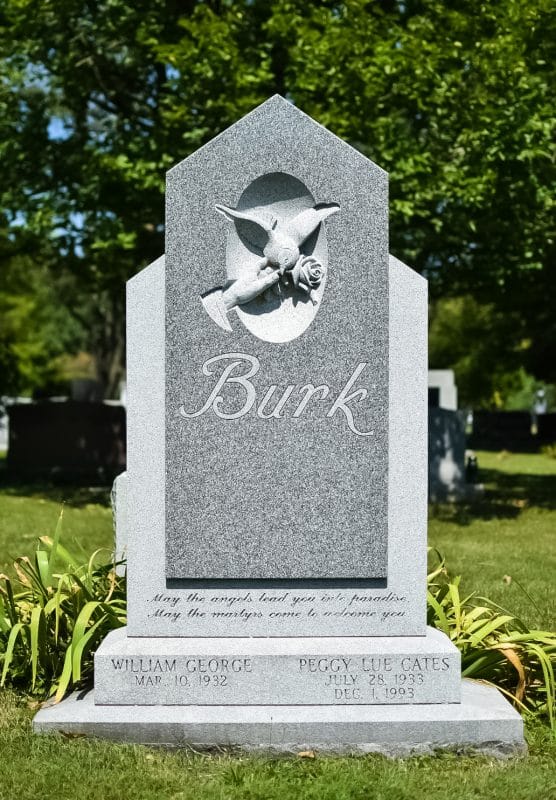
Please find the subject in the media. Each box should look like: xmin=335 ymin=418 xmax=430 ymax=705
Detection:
xmin=179 ymin=353 xmax=374 ymax=437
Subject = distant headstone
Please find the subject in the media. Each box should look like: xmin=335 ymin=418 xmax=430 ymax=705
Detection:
xmin=0 ymin=406 xmax=7 ymax=452
xmin=469 ymin=410 xmax=534 ymax=452
xmin=533 ymin=389 xmax=547 ymax=416
xmin=35 ymin=97 xmax=524 ymax=755
xmin=428 ymin=370 xmax=458 ymax=411
xmin=538 ymin=412 xmax=556 ymax=444
xmin=428 ymin=408 xmax=467 ymax=501
xmin=8 ymin=401 xmax=125 ymax=483
xmin=70 ymin=379 xmax=104 ymax=403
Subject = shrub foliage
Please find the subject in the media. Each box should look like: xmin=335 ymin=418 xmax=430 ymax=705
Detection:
xmin=428 ymin=550 xmax=556 ymax=728
xmin=0 ymin=511 xmax=126 ymax=701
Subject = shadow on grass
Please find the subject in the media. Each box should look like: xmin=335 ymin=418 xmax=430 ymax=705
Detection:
xmin=0 ymin=450 xmax=111 ymax=507
xmin=430 ymin=463 xmax=556 ymax=526
xmin=0 ymin=476 xmax=111 ymax=508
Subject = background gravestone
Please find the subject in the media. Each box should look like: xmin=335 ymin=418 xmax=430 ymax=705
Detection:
xmin=34 ymin=97 xmax=524 ymax=755
xmin=7 ymin=401 xmax=125 ymax=483
xmin=428 ymin=408 xmax=467 ymax=502
xmin=428 ymin=370 xmax=458 ymax=411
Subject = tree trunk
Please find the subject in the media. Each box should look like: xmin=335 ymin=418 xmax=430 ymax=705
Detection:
xmin=93 ymin=291 xmax=126 ymax=400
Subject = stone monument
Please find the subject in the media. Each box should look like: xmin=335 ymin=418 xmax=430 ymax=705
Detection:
xmin=428 ymin=370 xmax=468 ymax=501
xmin=428 ymin=369 xmax=458 ymax=411
xmin=34 ymin=96 xmax=524 ymax=755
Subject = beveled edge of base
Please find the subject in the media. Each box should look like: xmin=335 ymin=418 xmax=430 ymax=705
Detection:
xmin=33 ymin=679 xmax=526 ymax=758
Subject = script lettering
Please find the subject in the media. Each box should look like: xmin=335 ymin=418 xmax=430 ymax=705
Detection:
xmin=179 ymin=353 xmax=374 ymax=437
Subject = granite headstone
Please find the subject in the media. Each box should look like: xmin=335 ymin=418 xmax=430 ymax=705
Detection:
xmin=428 ymin=369 xmax=458 ymax=411
xmin=34 ymin=97 xmax=524 ymax=755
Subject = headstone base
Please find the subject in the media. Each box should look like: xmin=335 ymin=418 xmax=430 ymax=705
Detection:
xmin=33 ymin=680 xmax=525 ymax=757
xmin=93 ymin=627 xmax=461 ymax=706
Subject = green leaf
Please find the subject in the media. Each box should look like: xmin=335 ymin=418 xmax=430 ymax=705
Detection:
xmin=72 ymin=601 xmax=102 ymax=645
xmin=427 ymin=590 xmax=450 ymax=634
xmin=35 ymin=548 xmax=50 ymax=590
xmin=54 ymin=644 xmax=74 ymax=703
xmin=1 ymin=622 xmax=25 ymax=686
xmin=468 ymin=616 xmax=515 ymax=647
xmin=47 ymin=508 xmax=64 ymax=584
xmin=30 ymin=605 xmax=46 ymax=689
xmin=72 ymin=617 xmax=106 ymax=683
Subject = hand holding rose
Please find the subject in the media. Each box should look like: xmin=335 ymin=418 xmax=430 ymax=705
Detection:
xmin=221 ymin=254 xmax=326 ymax=312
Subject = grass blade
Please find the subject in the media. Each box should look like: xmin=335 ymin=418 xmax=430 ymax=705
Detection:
xmin=72 ymin=617 xmax=106 ymax=682
xmin=30 ymin=606 xmax=46 ymax=689
xmin=54 ymin=644 xmax=74 ymax=703
xmin=1 ymin=623 xmax=25 ymax=686
xmin=47 ymin=508 xmax=64 ymax=584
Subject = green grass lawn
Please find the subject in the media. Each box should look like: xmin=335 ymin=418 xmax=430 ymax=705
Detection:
xmin=0 ymin=482 xmax=112 ymax=579
xmin=429 ymin=450 xmax=556 ymax=629
xmin=0 ymin=451 xmax=555 ymax=800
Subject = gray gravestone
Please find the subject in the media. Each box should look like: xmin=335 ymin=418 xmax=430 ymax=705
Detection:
xmin=34 ymin=97 xmax=524 ymax=755
xmin=428 ymin=408 xmax=467 ymax=502
xmin=428 ymin=370 xmax=458 ymax=411
xmin=164 ymin=107 xmax=388 ymax=581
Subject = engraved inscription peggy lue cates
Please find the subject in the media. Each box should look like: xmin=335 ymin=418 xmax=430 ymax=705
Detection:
xmin=165 ymin=95 xmax=389 ymax=580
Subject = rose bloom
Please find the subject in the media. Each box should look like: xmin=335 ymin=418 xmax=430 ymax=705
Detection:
xmin=292 ymin=255 xmax=325 ymax=293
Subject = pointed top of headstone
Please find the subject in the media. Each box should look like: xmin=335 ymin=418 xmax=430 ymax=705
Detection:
xmin=167 ymin=94 xmax=387 ymax=182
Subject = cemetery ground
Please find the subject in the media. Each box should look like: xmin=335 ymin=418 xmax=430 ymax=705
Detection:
xmin=0 ymin=450 xmax=554 ymax=800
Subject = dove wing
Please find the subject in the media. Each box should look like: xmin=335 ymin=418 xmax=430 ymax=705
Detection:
xmin=215 ymin=204 xmax=273 ymax=234
xmin=285 ymin=203 xmax=340 ymax=246
xmin=215 ymin=204 xmax=275 ymax=253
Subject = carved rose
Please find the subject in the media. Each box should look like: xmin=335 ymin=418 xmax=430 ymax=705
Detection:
xmin=291 ymin=255 xmax=325 ymax=296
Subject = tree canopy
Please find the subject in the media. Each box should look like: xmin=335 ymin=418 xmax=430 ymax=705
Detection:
xmin=0 ymin=0 xmax=554 ymax=404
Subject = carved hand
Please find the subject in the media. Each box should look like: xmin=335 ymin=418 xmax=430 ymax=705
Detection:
xmin=222 ymin=262 xmax=280 ymax=310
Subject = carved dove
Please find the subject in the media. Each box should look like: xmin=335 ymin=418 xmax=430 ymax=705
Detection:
xmin=215 ymin=201 xmax=340 ymax=275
